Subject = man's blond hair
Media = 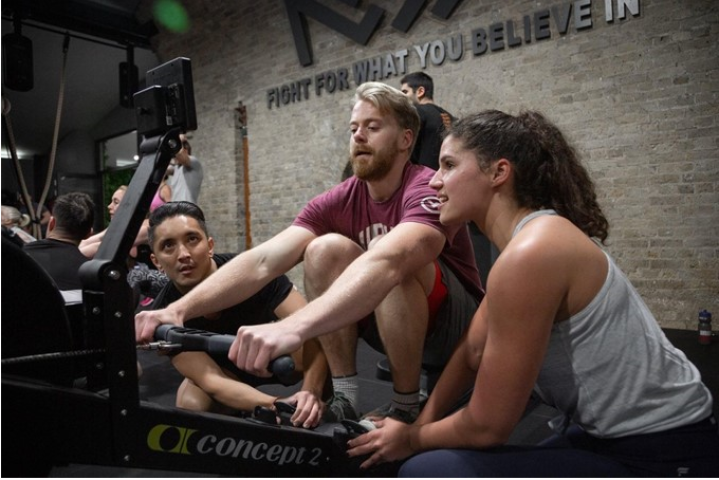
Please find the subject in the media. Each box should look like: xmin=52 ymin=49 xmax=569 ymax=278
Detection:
xmin=355 ymin=82 xmax=420 ymax=147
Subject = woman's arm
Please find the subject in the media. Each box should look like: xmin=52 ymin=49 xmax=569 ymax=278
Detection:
xmin=161 ymin=183 xmax=172 ymax=203
xmin=79 ymin=228 xmax=106 ymax=258
xmin=348 ymin=233 xmax=566 ymax=467
xmin=415 ymin=304 xmax=486 ymax=425
xmin=79 ymin=219 xmax=149 ymax=259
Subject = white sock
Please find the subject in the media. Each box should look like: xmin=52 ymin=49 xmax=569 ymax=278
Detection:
xmin=391 ymin=389 xmax=420 ymax=412
xmin=332 ymin=374 xmax=359 ymax=408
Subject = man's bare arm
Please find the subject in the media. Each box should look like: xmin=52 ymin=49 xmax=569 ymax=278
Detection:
xmin=231 ymin=222 xmax=446 ymax=373
xmin=134 ymin=226 xmax=316 ymax=342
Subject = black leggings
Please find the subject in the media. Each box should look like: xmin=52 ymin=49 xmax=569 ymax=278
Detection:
xmin=399 ymin=416 xmax=719 ymax=477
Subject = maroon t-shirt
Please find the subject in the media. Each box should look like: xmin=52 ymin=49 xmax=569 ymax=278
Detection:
xmin=293 ymin=163 xmax=483 ymax=300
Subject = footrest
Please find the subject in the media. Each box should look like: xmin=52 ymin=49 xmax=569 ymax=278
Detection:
xmin=341 ymin=419 xmax=376 ymax=435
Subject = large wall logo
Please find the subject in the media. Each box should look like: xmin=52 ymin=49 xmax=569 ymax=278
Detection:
xmin=284 ymin=0 xmax=465 ymax=67
xmin=269 ymin=0 xmax=641 ymax=109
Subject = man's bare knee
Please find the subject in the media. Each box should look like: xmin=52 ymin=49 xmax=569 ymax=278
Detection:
xmin=305 ymin=234 xmax=361 ymax=263
xmin=304 ymin=234 xmax=363 ymax=298
xmin=304 ymin=234 xmax=362 ymax=278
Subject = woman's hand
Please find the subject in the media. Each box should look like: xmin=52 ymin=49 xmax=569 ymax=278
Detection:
xmin=347 ymin=418 xmax=417 ymax=469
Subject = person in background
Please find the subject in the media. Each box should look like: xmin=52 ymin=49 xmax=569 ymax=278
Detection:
xmin=1 ymin=205 xmax=37 ymax=244
xmin=79 ymin=184 xmax=168 ymax=303
xmin=400 ymin=72 xmax=455 ymax=171
xmin=402 ymin=72 xmax=495 ymax=294
xmin=107 ymin=185 xmax=127 ymax=218
xmin=136 ymin=82 xmax=483 ymax=426
xmin=346 ymin=110 xmax=719 ymax=477
xmin=23 ymin=192 xmax=94 ymax=304
xmin=150 ymin=174 xmax=172 ymax=213
xmin=166 ymin=133 xmax=203 ymax=204
xmin=142 ymin=201 xmax=328 ymax=427
xmin=17 ymin=193 xmax=51 ymax=238
xmin=79 ymin=185 xmax=127 ymax=257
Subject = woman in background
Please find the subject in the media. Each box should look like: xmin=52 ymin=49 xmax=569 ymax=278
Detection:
xmin=80 ymin=185 xmax=128 ymax=257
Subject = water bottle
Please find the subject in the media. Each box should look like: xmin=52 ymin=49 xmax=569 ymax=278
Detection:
xmin=698 ymin=310 xmax=712 ymax=345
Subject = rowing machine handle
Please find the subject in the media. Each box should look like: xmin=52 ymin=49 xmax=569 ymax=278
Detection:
xmin=154 ymin=325 xmax=296 ymax=386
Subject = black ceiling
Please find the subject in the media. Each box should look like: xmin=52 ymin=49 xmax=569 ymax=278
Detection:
xmin=1 ymin=0 xmax=160 ymax=159
xmin=3 ymin=0 xmax=157 ymax=49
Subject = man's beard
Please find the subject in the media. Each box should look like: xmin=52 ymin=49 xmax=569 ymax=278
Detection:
xmin=350 ymin=144 xmax=398 ymax=182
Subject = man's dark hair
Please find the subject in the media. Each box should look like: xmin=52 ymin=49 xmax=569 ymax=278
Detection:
xmin=148 ymin=201 xmax=208 ymax=249
xmin=400 ymin=71 xmax=435 ymax=99
xmin=52 ymin=192 xmax=95 ymax=241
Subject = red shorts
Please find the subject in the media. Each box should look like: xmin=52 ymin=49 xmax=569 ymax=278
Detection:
xmin=426 ymin=260 xmax=448 ymax=334
xmin=358 ymin=260 xmax=448 ymax=334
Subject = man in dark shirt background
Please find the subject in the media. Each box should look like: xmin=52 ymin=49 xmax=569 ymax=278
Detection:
xmin=400 ymin=72 xmax=496 ymax=291
xmin=400 ymin=71 xmax=455 ymax=171
xmin=23 ymin=192 xmax=94 ymax=304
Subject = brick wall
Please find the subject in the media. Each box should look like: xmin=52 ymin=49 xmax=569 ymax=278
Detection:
xmin=139 ymin=0 xmax=718 ymax=329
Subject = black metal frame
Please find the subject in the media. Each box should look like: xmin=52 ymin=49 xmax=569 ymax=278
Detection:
xmin=2 ymin=59 xmax=397 ymax=477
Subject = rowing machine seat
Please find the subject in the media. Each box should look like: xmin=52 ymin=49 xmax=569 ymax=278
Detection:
xmin=1 ymin=236 xmax=75 ymax=386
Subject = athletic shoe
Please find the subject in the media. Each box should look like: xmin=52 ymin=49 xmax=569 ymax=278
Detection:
xmin=322 ymin=391 xmax=360 ymax=422
xmin=362 ymin=403 xmax=419 ymax=424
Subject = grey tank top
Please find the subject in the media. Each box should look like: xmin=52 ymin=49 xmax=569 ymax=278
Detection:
xmin=514 ymin=210 xmax=713 ymax=437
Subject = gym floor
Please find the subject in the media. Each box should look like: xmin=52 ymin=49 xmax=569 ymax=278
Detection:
xmin=49 ymin=329 xmax=717 ymax=477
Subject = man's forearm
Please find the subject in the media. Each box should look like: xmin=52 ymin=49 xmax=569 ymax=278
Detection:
xmin=299 ymin=339 xmax=329 ymax=398
xmin=171 ymin=253 xmax=278 ymax=323
xmin=174 ymin=151 xmax=191 ymax=167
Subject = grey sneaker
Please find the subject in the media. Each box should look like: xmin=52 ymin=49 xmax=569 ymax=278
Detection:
xmin=362 ymin=403 xmax=419 ymax=424
xmin=322 ymin=391 xmax=360 ymax=422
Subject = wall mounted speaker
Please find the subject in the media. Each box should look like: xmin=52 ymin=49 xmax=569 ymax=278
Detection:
xmin=119 ymin=61 xmax=139 ymax=108
xmin=2 ymin=33 xmax=34 ymax=92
